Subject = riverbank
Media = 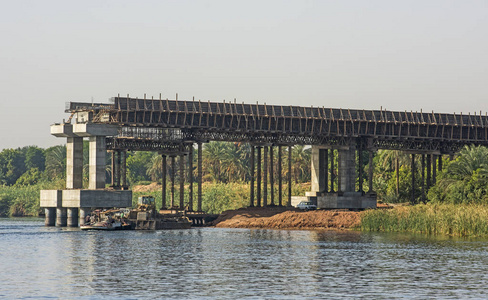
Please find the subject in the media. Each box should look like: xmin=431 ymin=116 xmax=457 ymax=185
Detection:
xmin=211 ymin=207 xmax=361 ymax=230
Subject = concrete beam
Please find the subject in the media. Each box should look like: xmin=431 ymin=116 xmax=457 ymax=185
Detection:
xmin=73 ymin=123 xmax=118 ymax=137
xmin=51 ymin=124 xmax=76 ymax=137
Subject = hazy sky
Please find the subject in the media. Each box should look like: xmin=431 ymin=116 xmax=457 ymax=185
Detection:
xmin=1 ymin=0 xmax=487 ymax=150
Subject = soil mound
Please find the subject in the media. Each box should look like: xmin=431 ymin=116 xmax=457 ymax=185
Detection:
xmin=212 ymin=207 xmax=361 ymax=230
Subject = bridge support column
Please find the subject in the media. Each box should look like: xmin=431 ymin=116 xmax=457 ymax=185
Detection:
xmin=171 ymin=156 xmax=176 ymax=208
xmin=188 ymin=145 xmax=193 ymax=211
xmin=411 ymin=153 xmax=416 ymax=204
xmin=179 ymin=154 xmax=185 ymax=210
xmin=79 ymin=208 xmax=90 ymax=226
xmin=278 ymin=146 xmax=282 ymax=206
xmin=111 ymin=151 xmax=116 ymax=187
xmin=257 ymin=146 xmax=262 ymax=207
xmin=311 ymin=146 xmax=326 ymax=194
xmin=426 ymin=154 xmax=431 ymax=190
xmin=338 ymin=147 xmax=356 ymax=193
xmin=56 ymin=208 xmax=67 ymax=227
xmin=250 ymin=145 xmax=255 ymax=207
xmin=288 ymin=145 xmax=292 ymax=207
xmin=368 ymin=151 xmax=374 ymax=193
xmin=89 ymin=136 xmax=107 ymax=189
xmin=358 ymin=147 xmax=363 ymax=193
xmin=270 ymin=146 xmax=274 ymax=205
xmin=66 ymin=137 xmax=83 ymax=189
xmin=162 ymin=154 xmax=167 ymax=209
xmin=432 ymin=155 xmax=437 ymax=185
xmin=45 ymin=208 xmax=56 ymax=226
xmin=67 ymin=208 xmax=78 ymax=227
xmin=197 ymin=142 xmax=203 ymax=212
xmin=421 ymin=154 xmax=426 ymax=203
xmin=263 ymin=146 xmax=268 ymax=207
xmin=438 ymin=155 xmax=443 ymax=172
xmin=330 ymin=149 xmax=335 ymax=192
xmin=116 ymin=150 xmax=122 ymax=187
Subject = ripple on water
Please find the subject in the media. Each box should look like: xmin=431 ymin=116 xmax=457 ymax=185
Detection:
xmin=1 ymin=220 xmax=488 ymax=299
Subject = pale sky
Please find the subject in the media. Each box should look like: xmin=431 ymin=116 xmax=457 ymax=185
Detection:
xmin=1 ymin=0 xmax=487 ymax=150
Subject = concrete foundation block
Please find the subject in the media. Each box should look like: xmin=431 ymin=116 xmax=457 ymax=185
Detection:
xmin=45 ymin=208 xmax=56 ymax=226
xmin=40 ymin=190 xmax=63 ymax=208
xmin=62 ymin=189 xmax=132 ymax=208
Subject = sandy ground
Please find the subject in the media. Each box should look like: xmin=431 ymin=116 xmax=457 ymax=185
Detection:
xmin=211 ymin=207 xmax=362 ymax=230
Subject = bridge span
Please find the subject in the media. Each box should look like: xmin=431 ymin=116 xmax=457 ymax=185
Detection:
xmin=41 ymin=96 xmax=488 ymax=227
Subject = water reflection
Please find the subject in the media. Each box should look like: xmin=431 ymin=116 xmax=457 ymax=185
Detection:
xmin=2 ymin=220 xmax=488 ymax=299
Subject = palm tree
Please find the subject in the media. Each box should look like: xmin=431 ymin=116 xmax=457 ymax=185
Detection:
xmin=45 ymin=145 xmax=66 ymax=179
xmin=291 ymin=145 xmax=311 ymax=183
xmin=146 ymin=153 xmax=162 ymax=182
xmin=377 ymin=150 xmax=410 ymax=196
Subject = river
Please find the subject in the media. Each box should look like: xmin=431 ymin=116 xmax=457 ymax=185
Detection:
xmin=1 ymin=218 xmax=488 ymax=299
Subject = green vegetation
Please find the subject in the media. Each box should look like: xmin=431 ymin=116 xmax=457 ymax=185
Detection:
xmin=3 ymin=140 xmax=488 ymax=237
xmin=361 ymin=203 xmax=488 ymax=237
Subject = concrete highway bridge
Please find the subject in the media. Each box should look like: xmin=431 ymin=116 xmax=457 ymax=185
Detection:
xmin=41 ymin=95 xmax=488 ymax=227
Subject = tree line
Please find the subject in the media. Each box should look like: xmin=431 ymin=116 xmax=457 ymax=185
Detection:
xmin=1 ymin=142 xmax=487 ymax=216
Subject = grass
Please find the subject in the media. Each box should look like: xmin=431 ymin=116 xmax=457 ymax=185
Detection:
xmin=361 ymin=203 xmax=488 ymax=237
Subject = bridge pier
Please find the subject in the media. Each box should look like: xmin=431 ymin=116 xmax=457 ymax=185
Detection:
xmin=198 ymin=142 xmax=203 ymax=212
xmin=270 ymin=146 xmax=275 ymax=206
xmin=41 ymin=123 xmax=132 ymax=227
xmin=263 ymin=146 xmax=268 ymax=207
xmin=250 ymin=145 xmax=255 ymax=207
xmin=278 ymin=146 xmax=282 ymax=206
xmin=304 ymin=144 xmax=376 ymax=209
xmin=161 ymin=154 xmax=167 ymax=209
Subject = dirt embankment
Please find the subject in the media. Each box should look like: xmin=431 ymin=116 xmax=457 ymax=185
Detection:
xmin=211 ymin=207 xmax=362 ymax=230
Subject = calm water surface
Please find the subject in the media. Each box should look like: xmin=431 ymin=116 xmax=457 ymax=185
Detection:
xmin=1 ymin=218 xmax=488 ymax=299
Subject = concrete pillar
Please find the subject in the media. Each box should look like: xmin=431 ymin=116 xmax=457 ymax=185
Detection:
xmin=288 ymin=145 xmax=292 ymax=207
xmin=411 ymin=154 xmax=416 ymax=204
xmin=188 ymin=146 xmax=193 ymax=211
xmin=66 ymin=137 xmax=83 ymax=189
xmin=45 ymin=208 xmax=56 ymax=226
xmin=432 ymin=155 xmax=437 ymax=185
xmin=438 ymin=155 xmax=443 ymax=172
xmin=257 ymin=146 xmax=262 ymax=207
xmin=270 ymin=146 xmax=274 ymax=206
xmin=421 ymin=154 xmax=425 ymax=202
xmin=278 ymin=145 xmax=282 ymax=206
xmin=311 ymin=146 xmax=326 ymax=193
xmin=263 ymin=146 xmax=268 ymax=207
xmin=368 ymin=151 xmax=374 ymax=193
xmin=56 ymin=208 xmax=67 ymax=227
xmin=116 ymin=150 xmax=122 ymax=187
xmin=111 ymin=151 xmax=116 ymax=187
xmin=67 ymin=208 xmax=79 ymax=227
xmin=121 ymin=151 xmax=127 ymax=188
xmin=338 ymin=147 xmax=356 ymax=193
xmin=198 ymin=143 xmax=203 ymax=212
xmin=79 ymin=208 xmax=90 ymax=226
xmin=162 ymin=154 xmax=167 ymax=209
xmin=324 ymin=149 xmax=329 ymax=193
xmin=426 ymin=154 xmax=431 ymax=189
xmin=171 ymin=156 xmax=176 ymax=208
xmin=330 ymin=149 xmax=335 ymax=192
xmin=179 ymin=154 xmax=185 ymax=210
xmin=250 ymin=145 xmax=255 ymax=207
xmin=358 ymin=148 xmax=363 ymax=193
xmin=89 ymin=136 xmax=107 ymax=189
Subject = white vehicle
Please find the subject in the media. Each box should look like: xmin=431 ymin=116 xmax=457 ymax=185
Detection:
xmin=296 ymin=201 xmax=317 ymax=210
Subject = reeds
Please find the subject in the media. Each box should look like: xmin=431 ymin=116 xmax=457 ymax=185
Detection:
xmin=361 ymin=203 xmax=488 ymax=237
